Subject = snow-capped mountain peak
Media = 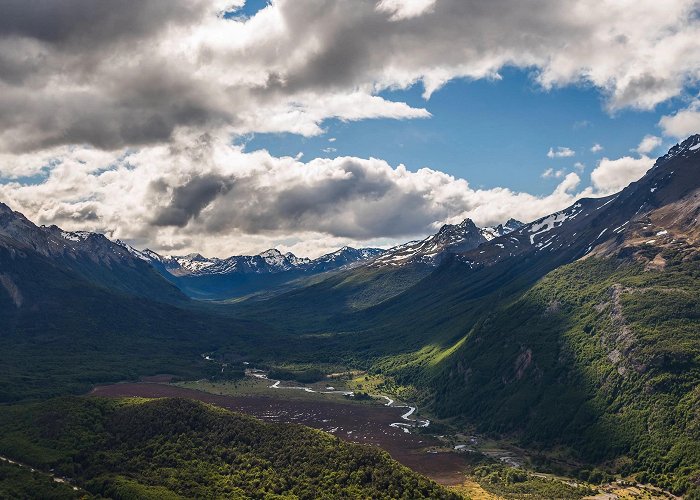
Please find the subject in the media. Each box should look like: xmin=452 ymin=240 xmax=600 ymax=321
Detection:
xmin=116 ymin=241 xmax=384 ymax=281
xmin=371 ymin=217 xmax=522 ymax=268
xmin=654 ymin=134 xmax=700 ymax=168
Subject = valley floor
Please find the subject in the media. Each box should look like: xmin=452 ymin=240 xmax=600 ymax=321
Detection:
xmin=90 ymin=380 xmax=469 ymax=485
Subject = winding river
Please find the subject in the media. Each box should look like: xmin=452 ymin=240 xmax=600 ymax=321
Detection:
xmin=246 ymin=367 xmax=430 ymax=432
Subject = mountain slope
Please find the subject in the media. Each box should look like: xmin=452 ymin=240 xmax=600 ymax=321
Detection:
xmin=0 ymin=205 xmax=289 ymax=402
xmin=232 ymin=218 xmax=525 ymax=325
xmin=362 ymin=137 xmax=700 ymax=496
xmin=0 ymin=204 xmax=185 ymax=304
xmin=349 ymin=135 xmax=700 ymax=345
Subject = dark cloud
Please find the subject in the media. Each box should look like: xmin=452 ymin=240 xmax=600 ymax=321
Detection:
xmin=0 ymin=0 xmax=204 ymax=47
xmin=37 ymin=204 xmax=100 ymax=224
xmin=152 ymin=174 xmax=235 ymax=227
xmin=164 ymin=158 xmax=463 ymax=239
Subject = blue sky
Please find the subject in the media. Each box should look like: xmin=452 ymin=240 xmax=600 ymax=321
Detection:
xmin=242 ymin=66 xmax=688 ymax=195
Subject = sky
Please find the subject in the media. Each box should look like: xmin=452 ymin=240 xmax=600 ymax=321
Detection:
xmin=0 ymin=0 xmax=699 ymax=258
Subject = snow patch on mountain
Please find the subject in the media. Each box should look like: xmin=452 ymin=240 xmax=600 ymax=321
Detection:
xmin=371 ymin=218 xmax=523 ymax=267
xmin=117 ymin=243 xmax=384 ymax=278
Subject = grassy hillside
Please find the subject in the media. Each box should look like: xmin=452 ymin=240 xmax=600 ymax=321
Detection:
xmin=234 ymin=264 xmax=432 ymax=330
xmin=371 ymin=253 xmax=700 ymax=496
xmin=0 ymin=397 xmax=458 ymax=499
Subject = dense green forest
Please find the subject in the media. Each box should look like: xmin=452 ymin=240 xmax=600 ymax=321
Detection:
xmin=0 ymin=397 xmax=458 ymax=499
xmin=368 ymin=254 xmax=700 ymax=496
xmin=0 ymin=461 xmax=87 ymax=499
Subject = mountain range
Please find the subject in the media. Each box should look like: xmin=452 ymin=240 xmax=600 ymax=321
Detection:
xmin=0 ymin=135 xmax=698 ymax=497
xmin=0 ymin=190 xmax=528 ymax=301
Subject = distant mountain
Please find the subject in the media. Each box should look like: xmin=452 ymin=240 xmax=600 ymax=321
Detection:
xmin=117 ymin=242 xmax=384 ymax=300
xmin=370 ymin=218 xmax=523 ymax=267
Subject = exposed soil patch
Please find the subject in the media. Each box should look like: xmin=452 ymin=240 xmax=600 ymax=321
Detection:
xmin=89 ymin=382 xmax=469 ymax=485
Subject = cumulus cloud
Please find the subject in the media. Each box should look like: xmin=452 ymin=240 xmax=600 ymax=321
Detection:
xmin=541 ymin=167 xmax=565 ymax=178
xmin=547 ymin=146 xmax=575 ymax=158
xmin=0 ymin=133 xmax=596 ymax=257
xmin=659 ymin=99 xmax=700 ymax=138
xmin=635 ymin=134 xmax=663 ymax=154
xmin=590 ymin=143 xmax=603 ymax=153
xmin=0 ymin=0 xmax=698 ymax=153
xmin=590 ymin=155 xmax=655 ymax=194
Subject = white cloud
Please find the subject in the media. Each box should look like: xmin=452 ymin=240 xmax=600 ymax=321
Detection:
xmin=574 ymin=162 xmax=585 ymax=172
xmin=635 ymin=134 xmax=663 ymax=154
xmin=0 ymin=133 xmax=595 ymax=258
xmin=547 ymin=146 xmax=575 ymax=158
xmin=590 ymin=155 xmax=655 ymax=194
xmin=590 ymin=143 xmax=603 ymax=153
xmin=541 ymin=167 xmax=565 ymax=178
xmin=376 ymin=0 xmax=437 ymax=21
xmin=659 ymin=99 xmax=700 ymax=138
xmin=328 ymin=137 xmax=337 ymax=142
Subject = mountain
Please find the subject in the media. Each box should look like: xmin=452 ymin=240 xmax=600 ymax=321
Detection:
xmin=0 ymin=204 xmax=185 ymax=304
xmin=232 ymin=218 xmax=525 ymax=325
xmin=452 ymin=134 xmax=700 ymax=271
xmin=133 ymin=246 xmax=384 ymax=277
xmin=371 ymin=218 xmax=522 ymax=267
xmin=307 ymin=246 xmax=385 ymax=272
xmin=119 ymin=243 xmax=384 ymax=300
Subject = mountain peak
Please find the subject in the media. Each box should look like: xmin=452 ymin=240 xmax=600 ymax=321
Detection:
xmin=438 ymin=218 xmax=477 ymax=234
xmin=183 ymin=252 xmax=208 ymax=261
xmin=259 ymin=248 xmax=283 ymax=257
xmin=504 ymin=218 xmax=524 ymax=230
xmin=654 ymin=134 xmax=700 ymax=169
